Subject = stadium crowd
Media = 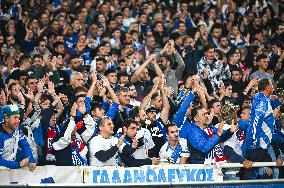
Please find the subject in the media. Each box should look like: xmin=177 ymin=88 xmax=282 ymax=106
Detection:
xmin=0 ymin=0 xmax=284 ymax=181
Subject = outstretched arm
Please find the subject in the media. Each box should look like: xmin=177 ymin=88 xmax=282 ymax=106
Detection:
xmin=160 ymin=76 xmax=169 ymax=124
xmin=140 ymin=79 xmax=159 ymax=111
xmin=130 ymin=54 xmax=156 ymax=83
xmin=86 ymin=71 xmax=98 ymax=99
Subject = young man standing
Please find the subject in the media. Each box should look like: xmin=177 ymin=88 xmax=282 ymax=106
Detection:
xmin=159 ymin=123 xmax=190 ymax=164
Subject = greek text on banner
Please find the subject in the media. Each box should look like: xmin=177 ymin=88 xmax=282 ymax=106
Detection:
xmin=83 ymin=164 xmax=223 ymax=184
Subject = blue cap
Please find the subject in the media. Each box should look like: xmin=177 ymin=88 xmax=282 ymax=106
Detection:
xmin=1 ymin=105 xmax=20 ymax=116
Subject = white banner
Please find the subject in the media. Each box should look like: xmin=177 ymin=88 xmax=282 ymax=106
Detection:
xmin=0 ymin=165 xmax=82 ymax=184
xmin=83 ymin=164 xmax=223 ymax=185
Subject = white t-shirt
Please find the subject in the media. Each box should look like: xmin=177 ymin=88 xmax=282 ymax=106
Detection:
xmin=89 ymin=135 xmax=125 ymax=166
xmin=159 ymin=138 xmax=190 ymax=164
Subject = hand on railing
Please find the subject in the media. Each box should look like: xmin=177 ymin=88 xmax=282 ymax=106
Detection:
xmin=242 ymin=160 xmax=252 ymax=169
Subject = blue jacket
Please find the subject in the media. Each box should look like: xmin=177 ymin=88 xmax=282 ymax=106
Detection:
xmin=246 ymin=93 xmax=275 ymax=150
xmin=187 ymin=124 xmax=221 ymax=164
xmin=0 ymin=125 xmax=35 ymax=169
xmin=173 ymin=92 xmax=195 ymax=139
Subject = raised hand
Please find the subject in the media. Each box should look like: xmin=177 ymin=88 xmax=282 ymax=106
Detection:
xmin=42 ymin=55 xmax=51 ymax=66
xmin=244 ymin=34 xmax=250 ymax=45
xmin=16 ymin=91 xmax=25 ymax=102
xmin=160 ymin=42 xmax=170 ymax=54
xmin=217 ymin=121 xmax=225 ymax=136
xmin=117 ymin=133 xmax=126 ymax=147
xmin=132 ymin=139 xmax=138 ymax=149
xmin=146 ymin=54 xmax=156 ymax=64
xmin=101 ymin=76 xmax=111 ymax=88
xmin=23 ymin=88 xmax=35 ymax=102
xmin=37 ymin=79 xmax=45 ymax=93
xmin=204 ymin=68 xmax=209 ymax=79
xmin=185 ymin=76 xmax=194 ymax=89
xmin=70 ymin=103 xmax=78 ymax=117
xmin=243 ymin=160 xmax=252 ymax=169
xmin=50 ymin=56 xmax=57 ymax=70
xmin=47 ymin=81 xmax=56 ymax=96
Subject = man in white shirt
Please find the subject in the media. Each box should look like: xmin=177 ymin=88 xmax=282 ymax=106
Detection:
xmin=89 ymin=117 xmax=125 ymax=166
xmin=159 ymin=123 xmax=190 ymax=164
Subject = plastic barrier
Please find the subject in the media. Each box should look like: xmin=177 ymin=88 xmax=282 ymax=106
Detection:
xmin=0 ymin=162 xmax=283 ymax=186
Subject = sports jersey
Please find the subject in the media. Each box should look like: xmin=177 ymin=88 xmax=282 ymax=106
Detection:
xmin=0 ymin=125 xmax=35 ymax=168
xmin=246 ymin=93 xmax=275 ymax=150
xmin=159 ymin=138 xmax=190 ymax=164
xmin=144 ymin=117 xmax=167 ymax=157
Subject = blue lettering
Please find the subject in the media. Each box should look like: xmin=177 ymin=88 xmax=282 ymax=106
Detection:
xmin=146 ymin=169 xmax=157 ymax=182
xmin=134 ymin=170 xmax=145 ymax=183
xmin=176 ymin=169 xmax=186 ymax=182
xmin=112 ymin=170 xmax=121 ymax=183
xmin=168 ymin=169 xmax=176 ymax=183
xmin=123 ymin=170 xmax=133 ymax=183
xmin=157 ymin=169 xmax=166 ymax=182
xmin=100 ymin=170 xmax=110 ymax=183
xmin=196 ymin=169 xmax=206 ymax=181
xmin=93 ymin=170 xmax=100 ymax=183
xmin=206 ymin=169 xmax=214 ymax=181
xmin=185 ymin=169 xmax=196 ymax=181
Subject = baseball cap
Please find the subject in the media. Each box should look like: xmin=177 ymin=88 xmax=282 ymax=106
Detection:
xmin=1 ymin=104 xmax=20 ymax=117
xmin=146 ymin=105 xmax=157 ymax=113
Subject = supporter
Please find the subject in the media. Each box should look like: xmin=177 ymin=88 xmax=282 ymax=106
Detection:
xmin=89 ymin=117 xmax=125 ymax=166
xmin=208 ymin=99 xmax=222 ymax=125
xmin=128 ymin=84 xmax=141 ymax=107
xmin=159 ymin=123 xmax=189 ymax=164
xmin=218 ymin=35 xmax=230 ymax=54
xmin=187 ymin=105 xmax=237 ymax=164
xmin=222 ymin=105 xmax=252 ymax=180
xmin=127 ymin=107 xmax=155 ymax=160
xmin=130 ymin=54 xmax=159 ymax=101
xmin=208 ymin=23 xmax=223 ymax=49
xmin=118 ymin=119 xmax=159 ymax=167
xmin=51 ymin=103 xmax=94 ymax=166
xmin=158 ymin=40 xmax=185 ymax=97
xmin=0 ymin=0 xmax=283 ymax=181
xmin=0 ymin=104 xmax=36 ymax=171
xmin=7 ymin=55 xmax=31 ymax=83
xmin=30 ymin=38 xmax=52 ymax=57
xmin=229 ymin=67 xmax=247 ymax=95
xmin=249 ymin=54 xmax=274 ymax=83
xmin=243 ymin=78 xmax=275 ymax=179
xmin=219 ymin=82 xmax=234 ymax=105
xmin=140 ymin=76 xmax=169 ymax=157
xmin=197 ymin=44 xmax=231 ymax=95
